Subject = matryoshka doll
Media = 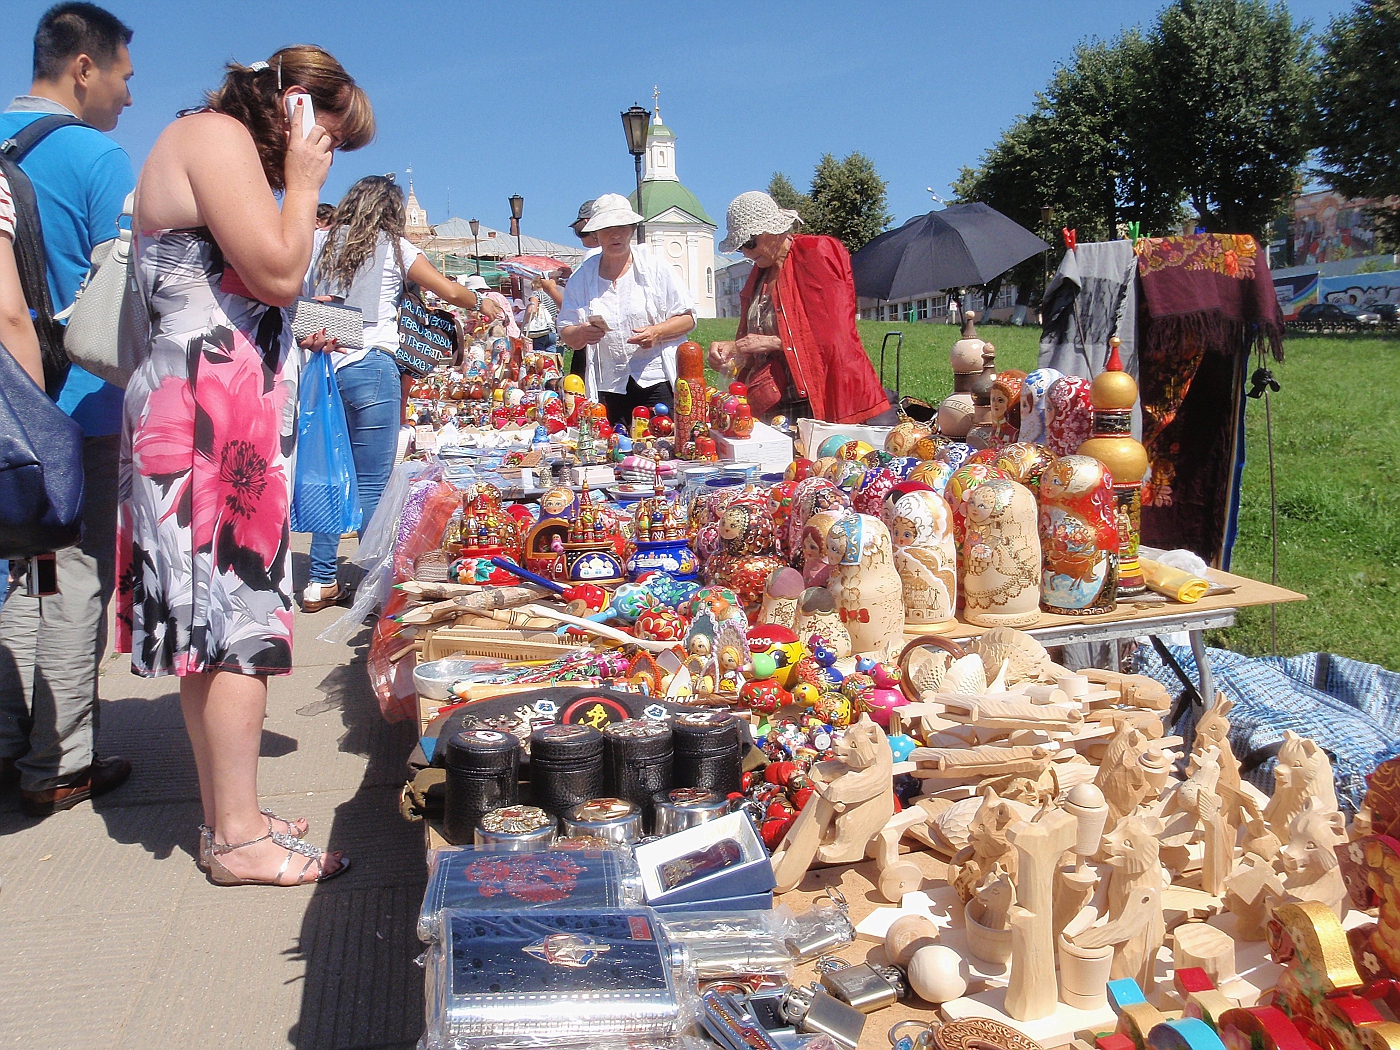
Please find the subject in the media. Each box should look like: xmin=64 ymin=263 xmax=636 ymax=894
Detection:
xmin=886 ymin=420 xmax=932 ymax=457
xmin=1045 ymin=375 xmax=1094 ymax=458
xmin=967 ymin=369 xmax=1026 ymax=451
xmin=799 ymin=510 xmax=844 ymax=588
xmin=851 ymin=466 xmax=898 ymax=517
xmin=705 ymin=496 xmax=787 ymax=614
xmin=784 ymin=477 xmax=850 ymax=564
xmin=1038 ymin=454 xmax=1120 ymax=615
xmin=823 ymin=512 xmax=905 ymax=656
xmin=1017 ymin=368 xmax=1064 ymax=445
xmin=888 ymin=489 xmax=958 ymax=628
xmin=960 ymin=478 xmax=1042 ymax=628
xmin=946 ymin=461 xmax=1013 ymax=547
xmin=992 ymin=442 xmax=1056 ymax=495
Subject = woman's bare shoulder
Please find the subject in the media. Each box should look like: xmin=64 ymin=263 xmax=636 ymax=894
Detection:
xmin=152 ymin=111 xmax=256 ymax=156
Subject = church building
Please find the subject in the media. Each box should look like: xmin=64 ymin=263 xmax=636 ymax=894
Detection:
xmin=405 ymin=171 xmax=432 ymax=244
xmin=628 ymin=94 xmax=717 ymax=318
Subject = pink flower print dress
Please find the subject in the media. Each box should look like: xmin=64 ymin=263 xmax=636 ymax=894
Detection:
xmin=116 ymin=229 xmax=301 ymax=676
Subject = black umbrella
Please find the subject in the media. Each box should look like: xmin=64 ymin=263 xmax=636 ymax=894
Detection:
xmin=850 ymin=202 xmax=1051 ymax=301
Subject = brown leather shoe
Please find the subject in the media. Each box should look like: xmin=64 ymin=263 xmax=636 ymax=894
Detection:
xmin=20 ymin=756 xmax=132 ymax=818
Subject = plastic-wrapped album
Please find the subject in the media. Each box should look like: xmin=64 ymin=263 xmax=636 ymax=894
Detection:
xmin=422 ymin=909 xmax=690 ymax=1048
xmin=418 ymin=846 xmax=644 ymax=941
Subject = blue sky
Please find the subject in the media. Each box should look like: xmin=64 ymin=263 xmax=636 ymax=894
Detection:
xmin=2 ymin=0 xmax=1352 ymax=248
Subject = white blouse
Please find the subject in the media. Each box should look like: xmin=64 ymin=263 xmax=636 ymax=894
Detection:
xmin=560 ymin=244 xmax=696 ymax=397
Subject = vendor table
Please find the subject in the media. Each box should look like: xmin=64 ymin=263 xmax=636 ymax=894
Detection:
xmin=914 ymin=566 xmax=1305 ymax=711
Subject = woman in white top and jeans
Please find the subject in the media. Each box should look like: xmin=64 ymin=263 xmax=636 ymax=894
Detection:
xmin=558 ymin=193 xmax=696 ymax=427
xmin=302 ymin=174 xmax=477 ymax=611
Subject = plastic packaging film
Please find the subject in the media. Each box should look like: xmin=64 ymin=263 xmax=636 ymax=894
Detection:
xmin=420 ymin=909 xmax=696 ymax=1049
xmin=418 ymin=845 xmax=643 ymax=943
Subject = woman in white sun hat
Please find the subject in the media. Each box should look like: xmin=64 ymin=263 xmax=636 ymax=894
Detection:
xmin=558 ymin=192 xmax=696 ymax=426
xmin=708 ymin=191 xmax=890 ymax=425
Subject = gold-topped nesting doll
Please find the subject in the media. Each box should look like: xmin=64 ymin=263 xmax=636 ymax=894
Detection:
xmin=1038 ymin=455 xmax=1120 ymax=615
xmin=992 ymin=442 xmax=1057 ymax=494
xmin=1077 ymin=337 xmax=1149 ymax=595
xmin=960 ymin=478 xmax=1041 ymax=628
xmin=824 ymin=512 xmax=905 ymax=656
xmin=886 ymin=420 xmax=933 ymax=457
xmin=888 ymin=490 xmax=958 ymax=628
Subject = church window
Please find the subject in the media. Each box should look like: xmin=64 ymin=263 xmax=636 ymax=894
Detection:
xmin=706 ymin=267 xmax=714 ymax=295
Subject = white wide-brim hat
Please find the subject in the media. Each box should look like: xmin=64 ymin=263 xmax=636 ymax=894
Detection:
xmin=582 ymin=192 xmax=645 ymax=233
xmin=464 ymin=275 xmax=490 ymax=292
xmin=719 ymin=190 xmax=801 ymax=253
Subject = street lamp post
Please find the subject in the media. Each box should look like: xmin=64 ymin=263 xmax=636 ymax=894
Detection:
xmin=469 ymin=217 xmax=480 ymax=275
xmin=1039 ymin=205 xmax=1055 ymax=315
xmin=508 ymin=194 xmax=524 ymax=257
xmin=621 ymin=103 xmax=649 ymax=244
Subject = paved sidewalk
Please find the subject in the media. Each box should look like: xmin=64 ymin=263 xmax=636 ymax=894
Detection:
xmin=0 ymin=542 xmax=425 ymax=1049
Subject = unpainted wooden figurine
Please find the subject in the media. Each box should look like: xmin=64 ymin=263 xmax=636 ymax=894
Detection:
xmin=1094 ymin=723 xmax=1155 ymax=839
xmin=1161 ymin=745 xmax=1230 ymax=897
xmin=1278 ymin=795 xmax=1349 ymax=918
xmin=770 ymin=714 xmax=895 ymax=893
xmin=950 ymin=786 xmax=1023 ymax=902
xmin=1189 ymin=697 xmax=1246 ymax=835
xmin=1005 ymin=805 xmax=1080 ymax=1020
xmin=1223 ymin=854 xmax=1286 ymax=941
xmin=824 ymin=512 xmax=905 ymax=655
xmin=1099 ymin=812 xmax=1167 ymax=996
xmin=1264 ymin=731 xmax=1340 ymax=843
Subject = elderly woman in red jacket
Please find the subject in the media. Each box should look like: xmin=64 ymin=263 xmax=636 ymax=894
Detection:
xmin=708 ymin=191 xmax=891 ymax=425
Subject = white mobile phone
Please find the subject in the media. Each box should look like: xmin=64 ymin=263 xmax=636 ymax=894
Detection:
xmin=285 ymin=91 xmax=315 ymax=139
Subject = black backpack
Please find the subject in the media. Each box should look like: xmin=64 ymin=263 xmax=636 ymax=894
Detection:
xmin=0 ymin=113 xmax=90 ymax=397
xmin=0 ymin=114 xmax=90 ymax=558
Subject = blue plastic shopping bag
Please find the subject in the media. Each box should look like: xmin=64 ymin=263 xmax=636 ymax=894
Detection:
xmin=291 ymin=353 xmax=362 ymax=535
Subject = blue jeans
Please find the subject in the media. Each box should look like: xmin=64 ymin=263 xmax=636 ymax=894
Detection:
xmin=309 ymin=351 xmax=401 ymax=585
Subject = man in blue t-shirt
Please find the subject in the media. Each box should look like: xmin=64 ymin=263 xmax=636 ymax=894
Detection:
xmin=0 ymin=2 xmax=134 ymax=816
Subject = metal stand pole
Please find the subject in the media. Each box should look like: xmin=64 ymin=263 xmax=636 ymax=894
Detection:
xmin=634 ymin=155 xmax=646 ymax=244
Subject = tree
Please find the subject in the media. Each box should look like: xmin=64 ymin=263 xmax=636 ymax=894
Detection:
xmin=767 ymin=171 xmax=811 ymax=223
xmin=1312 ymin=0 xmax=1400 ymax=246
xmin=1145 ymin=0 xmax=1315 ymax=239
xmin=805 ymin=152 xmax=892 ymax=252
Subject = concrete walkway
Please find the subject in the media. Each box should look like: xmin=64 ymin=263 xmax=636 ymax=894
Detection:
xmin=0 ymin=542 xmax=425 ymax=1049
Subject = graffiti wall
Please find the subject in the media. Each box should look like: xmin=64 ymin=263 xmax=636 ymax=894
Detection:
xmin=1291 ymin=191 xmax=1388 ymax=265
xmin=1319 ymin=269 xmax=1400 ymax=310
xmin=1273 ymin=272 xmax=1319 ymax=320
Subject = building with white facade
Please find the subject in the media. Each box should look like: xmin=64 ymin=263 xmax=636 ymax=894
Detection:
xmin=628 ymin=101 xmax=718 ymax=318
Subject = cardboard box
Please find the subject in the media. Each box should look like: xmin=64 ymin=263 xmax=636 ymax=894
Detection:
xmin=634 ymin=811 xmax=775 ymax=908
xmin=713 ymin=421 xmax=794 ymax=474
xmin=796 ymin=419 xmax=894 ymax=459
xmin=649 ymin=891 xmax=773 ymax=915
xmin=569 ymin=464 xmax=617 ymax=487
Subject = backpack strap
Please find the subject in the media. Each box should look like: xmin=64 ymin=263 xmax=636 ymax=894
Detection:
xmin=0 ymin=114 xmax=95 ymax=397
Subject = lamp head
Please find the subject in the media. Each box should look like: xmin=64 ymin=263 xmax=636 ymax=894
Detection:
xmin=621 ymin=103 xmax=650 ymax=156
xmin=469 ymin=218 xmax=480 ymax=237
xmin=508 ymin=195 xmax=524 ymax=221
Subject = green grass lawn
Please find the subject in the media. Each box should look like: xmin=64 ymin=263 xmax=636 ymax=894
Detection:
xmin=692 ymin=319 xmax=1400 ymax=670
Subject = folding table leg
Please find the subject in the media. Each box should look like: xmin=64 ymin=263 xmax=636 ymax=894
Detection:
xmin=1188 ymin=630 xmax=1215 ymax=709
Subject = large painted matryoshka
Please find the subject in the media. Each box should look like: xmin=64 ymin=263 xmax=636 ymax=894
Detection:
xmin=823 ymin=512 xmax=905 ymax=656
xmin=1038 ymin=455 xmax=1120 ymax=615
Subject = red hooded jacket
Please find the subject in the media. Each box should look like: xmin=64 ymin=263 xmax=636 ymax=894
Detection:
xmin=736 ymin=235 xmax=888 ymax=425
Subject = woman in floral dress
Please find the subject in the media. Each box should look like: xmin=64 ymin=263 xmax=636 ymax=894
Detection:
xmin=117 ymin=46 xmax=373 ymax=885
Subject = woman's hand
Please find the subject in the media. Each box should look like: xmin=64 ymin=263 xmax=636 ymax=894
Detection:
xmin=561 ymin=321 xmax=606 ymax=349
xmin=708 ymin=340 xmax=736 ymax=371
xmin=298 ymin=328 xmax=342 ymax=354
xmin=283 ymin=97 xmax=334 ymax=195
xmin=627 ymin=324 xmax=666 ymax=350
xmin=735 ymin=332 xmax=781 ymax=358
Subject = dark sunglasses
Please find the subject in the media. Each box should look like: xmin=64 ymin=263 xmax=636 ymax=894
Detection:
xmin=740 ymin=236 xmax=758 ymax=251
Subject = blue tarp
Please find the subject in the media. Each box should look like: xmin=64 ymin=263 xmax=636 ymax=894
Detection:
xmin=1135 ymin=644 xmax=1400 ymax=813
